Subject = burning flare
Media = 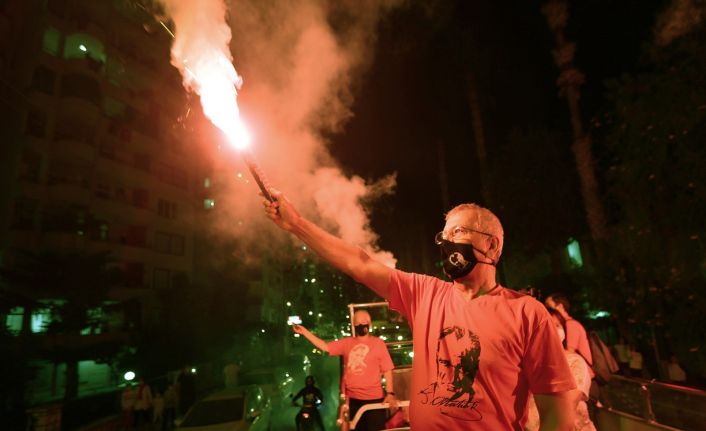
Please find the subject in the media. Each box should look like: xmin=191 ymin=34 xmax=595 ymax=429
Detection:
xmin=158 ymin=0 xmax=249 ymax=149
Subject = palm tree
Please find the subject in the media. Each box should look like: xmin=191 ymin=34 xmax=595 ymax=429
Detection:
xmin=542 ymin=0 xmax=609 ymax=257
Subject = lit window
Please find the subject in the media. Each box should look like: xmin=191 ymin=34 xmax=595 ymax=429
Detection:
xmin=31 ymin=309 xmax=52 ymax=333
xmin=567 ymin=238 xmax=583 ymax=267
xmin=5 ymin=307 xmax=24 ymax=335
xmin=42 ymin=27 xmax=61 ymax=56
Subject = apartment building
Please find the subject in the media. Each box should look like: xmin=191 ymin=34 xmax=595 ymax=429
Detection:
xmin=0 ymin=0 xmax=212 ymax=401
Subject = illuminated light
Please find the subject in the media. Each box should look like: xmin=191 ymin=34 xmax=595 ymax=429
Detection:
xmin=286 ymin=302 xmax=292 ymax=307
xmin=395 ymin=326 xmax=399 ymax=329
xmin=380 ymin=335 xmax=387 ymax=341
xmin=237 ymin=172 xmax=243 ymax=178
xmin=381 ymin=326 xmax=386 ymax=330
xmin=319 ymin=290 xmax=323 ymax=294
xmin=588 ymin=310 xmax=611 ymax=319
xmin=294 ymin=334 xmax=300 ymax=338
xmin=397 ymin=335 xmax=404 ymax=341
xmin=310 ymin=278 xmax=316 ymax=283
xmin=408 ymin=352 xmax=414 ymax=358
xmin=302 ymin=246 xmax=307 ymax=251
xmin=124 ymin=371 xmax=135 ymax=381
xmin=204 ymin=198 xmax=215 ymax=209
xmin=191 ymin=368 xmax=196 ymax=374
xmin=317 ymin=313 xmax=322 ymax=317
xmin=204 ymin=177 xmax=211 ymax=188
xmin=567 ymin=238 xmax=584 ymax=267
xmin=79 ymin=44 xmax=87 ymax=52
xmin=261 ymin=329 xmax=266 ymax=333
xmin=308 ymin=311 xmax=313 ymax=316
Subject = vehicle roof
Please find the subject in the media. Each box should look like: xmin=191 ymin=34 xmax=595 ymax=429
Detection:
xmin=201 ymin=388 xmax=248 ymax=401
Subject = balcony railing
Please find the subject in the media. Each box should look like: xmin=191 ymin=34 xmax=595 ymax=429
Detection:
xmin=602 ymin=374 xmax=706 ymax=430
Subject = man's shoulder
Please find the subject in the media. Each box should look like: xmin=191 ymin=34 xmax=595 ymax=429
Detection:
xmin=497 ymin=287 xmax=546 ymax=310
xmin=392 ymin=268 xmax=450 ymax=288
xmin=490 ymin=288 xmax=552 ymax=326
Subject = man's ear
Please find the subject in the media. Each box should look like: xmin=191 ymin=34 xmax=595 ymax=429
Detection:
xmin=488 ymin=236 xmax=500 ymax=259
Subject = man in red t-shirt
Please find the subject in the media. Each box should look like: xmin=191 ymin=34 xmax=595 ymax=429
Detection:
xmin=265 ymin=191 xmax=577 ymax=430
xmin=293 ymin=310 xmax=396 ymax=431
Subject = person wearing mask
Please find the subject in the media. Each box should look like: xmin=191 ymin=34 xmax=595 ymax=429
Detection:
xmin=264 ymin=192 xmax=576 ymax=429
xmin=292 ymin=375 xmax=326 ymax=431
xmin=526 ymin=308 xmax=596 ymax=431
xmin=545 ymin=293 xmax=594 ymax=376
xmin=293 ymin=310 xmax=395 ymax=431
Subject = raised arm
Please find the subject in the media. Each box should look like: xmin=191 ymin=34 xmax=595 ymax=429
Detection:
xmin=292 ymin=324 xmax=330 ymax=353
xmin=264 ymin=189 xmax=392 ymax=299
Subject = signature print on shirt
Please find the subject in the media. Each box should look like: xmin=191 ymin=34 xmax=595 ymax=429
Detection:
xmin=419 ymin=325 xmax=482 ymax=421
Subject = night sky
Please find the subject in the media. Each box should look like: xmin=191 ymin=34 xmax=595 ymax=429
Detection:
xmin=329 ymin=0 xmax=665 ymax=269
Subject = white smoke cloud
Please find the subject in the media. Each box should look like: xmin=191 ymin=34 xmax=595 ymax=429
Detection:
xmin=156 ymin=0 xmax=400 ymax=267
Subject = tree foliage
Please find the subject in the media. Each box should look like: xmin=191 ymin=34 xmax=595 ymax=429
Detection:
xmin=594 ymin=22 xmax=706 ymax=374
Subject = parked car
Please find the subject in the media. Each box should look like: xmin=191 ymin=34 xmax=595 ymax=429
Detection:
xmin=176 ymin=386 xmax=271 ymax=431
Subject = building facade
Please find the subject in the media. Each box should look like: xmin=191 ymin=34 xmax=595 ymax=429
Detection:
xmin=0 ymin=0 xmax=211 ymax=402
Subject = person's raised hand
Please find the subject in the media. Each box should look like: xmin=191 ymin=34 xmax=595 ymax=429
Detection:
xmin=291 ymin=324 xmax=306 ymax=335
xmin=262 ymin=188 xmax=301 ymax=232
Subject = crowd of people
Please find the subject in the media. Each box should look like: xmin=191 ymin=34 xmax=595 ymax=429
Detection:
xmin=119 ymin=368 xmax=195 ymax=431
xmin=121 ymin=189 xmax=692 ymax=431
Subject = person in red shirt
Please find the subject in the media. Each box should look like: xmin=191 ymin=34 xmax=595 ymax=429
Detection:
xmin=545 ymin=293 xmax=594 ymax=376
xmin=293 ymin=309 xmax=396 ymax=431
xmin=265 ymin=191 xmax=577 ymax=430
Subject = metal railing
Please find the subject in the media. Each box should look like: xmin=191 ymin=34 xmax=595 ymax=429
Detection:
xmin=601 ymin=375 xmax=706 ymax=430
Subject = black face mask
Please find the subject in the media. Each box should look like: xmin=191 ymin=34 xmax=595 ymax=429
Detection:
xmin=354 ymin=324 xmax=369 ymax=337
xmin=439 ymin=239 xmax=494 ymax=280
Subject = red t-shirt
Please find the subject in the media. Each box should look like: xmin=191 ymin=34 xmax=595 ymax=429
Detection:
xmin=328 ymin=335 xmax=394 ymax=400
xmin=388 ymin=270 xmax=575 ymax=430
xmin=565 ymin=319 xmax=594 ymax=378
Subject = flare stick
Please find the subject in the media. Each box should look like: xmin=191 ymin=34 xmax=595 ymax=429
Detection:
xmin=241 ymin=151 xmax=275 ymax=203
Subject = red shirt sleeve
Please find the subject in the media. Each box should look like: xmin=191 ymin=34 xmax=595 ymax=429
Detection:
xmin=522 ymin=307 xmax=576 ymax=394
xmin=327 ymin=338 xmax=349 ymax=357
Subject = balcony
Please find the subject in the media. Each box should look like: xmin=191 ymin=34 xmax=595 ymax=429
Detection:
xmin=46 ymin=183 xmax=91 ymax=206
xmin=59 ymin=72 xmax=102 ymax=117
xmin=51 ymin=137 xmax=96 ymax=163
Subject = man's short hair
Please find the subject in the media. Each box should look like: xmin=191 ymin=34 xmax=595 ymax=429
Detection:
xmin=547 ymin=292 xmax=571 ymax=311
xmin=445 ymin=203 xmax=504 ymax=256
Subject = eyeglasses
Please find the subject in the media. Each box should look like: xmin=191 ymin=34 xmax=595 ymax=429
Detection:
xmin=434 ymin=226 xmax=492 ymax=244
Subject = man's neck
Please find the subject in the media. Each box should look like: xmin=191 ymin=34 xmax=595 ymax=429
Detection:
xmin=453 ymin=269 xmax=498 ymax=300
